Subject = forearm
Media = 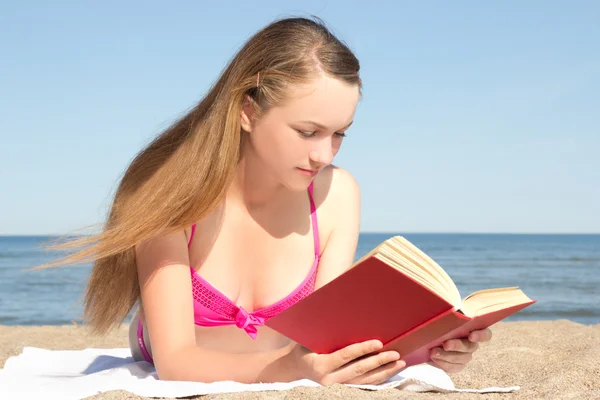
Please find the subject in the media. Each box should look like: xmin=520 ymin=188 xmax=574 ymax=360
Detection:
xmin=156 ymin=343 xmax=300 ymax=383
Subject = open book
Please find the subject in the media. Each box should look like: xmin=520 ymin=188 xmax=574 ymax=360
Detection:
xmin=266 ymin=236 xmax=536 ymax=367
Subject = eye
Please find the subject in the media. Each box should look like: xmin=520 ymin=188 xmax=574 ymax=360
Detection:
xmin=295 ymin=129 xmax=347 ymax=139
xmin=296 ymin=130 xmax=316 ymax=138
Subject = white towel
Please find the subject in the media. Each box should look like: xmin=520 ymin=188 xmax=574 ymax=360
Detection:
xmin=0 ymin=347 xmax=519 ymax=399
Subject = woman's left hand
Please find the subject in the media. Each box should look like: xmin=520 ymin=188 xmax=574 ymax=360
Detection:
xmin=428 ymin=328 xmax=493 ymax=374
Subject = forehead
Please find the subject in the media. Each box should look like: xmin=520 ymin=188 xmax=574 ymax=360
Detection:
xmin=273 ymin=75 xmax=360 ymax=128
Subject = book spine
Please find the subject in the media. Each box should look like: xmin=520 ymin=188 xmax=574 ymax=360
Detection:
xmin=381 ymin=307 xmax=470 ymax=366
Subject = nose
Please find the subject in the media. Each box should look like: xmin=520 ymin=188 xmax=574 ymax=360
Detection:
xmin=309 ymin=138 xmax=335 ymax=167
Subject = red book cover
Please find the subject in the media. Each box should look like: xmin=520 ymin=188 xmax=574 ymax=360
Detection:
xmin=266 ymin=254 xmax=536 ymax=365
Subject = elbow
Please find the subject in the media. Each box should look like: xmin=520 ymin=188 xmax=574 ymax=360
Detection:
xmin=152 ymin=349 xmax=190 ymax=382
xmin=153 ymin=348 xmax=216 ymax=383
xmin=156 ymin=366 xmax=220 ymax=383
xmin=156 ymin=363 xmax=204 ymax=382
xmin=155 ymin=369 xmax=179 ymax=382
xmin=154 ymin=361 xmax=182 ymax=382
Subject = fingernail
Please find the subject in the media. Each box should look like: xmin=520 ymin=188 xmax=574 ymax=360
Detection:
xmin=471 ymin=333 xmax=478 ymax=342
xmin=432 ymin=349 xmax=441 ymax=358
xmin=446 ymin=343 xmax=454 ymax=351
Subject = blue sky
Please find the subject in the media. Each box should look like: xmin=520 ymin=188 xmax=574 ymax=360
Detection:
xmin=1 ymin=1 xmax=598 ymax=235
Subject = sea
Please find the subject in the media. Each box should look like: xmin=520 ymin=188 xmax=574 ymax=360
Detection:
xmin=0 ymin=233 xmax=598 ymax=326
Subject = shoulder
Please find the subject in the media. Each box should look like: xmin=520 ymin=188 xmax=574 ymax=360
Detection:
xmin=310 ymin=164 xmax=361 ymax=248
xmin=312 ymin=164 xmax=360 ymax=207
xmin=310 ymin=165 xmax=362 ymax=287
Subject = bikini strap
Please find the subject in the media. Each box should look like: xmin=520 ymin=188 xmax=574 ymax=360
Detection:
xmin=308 ymin=181 xmax=320 ymax=259
xmin=188 ymin=224 xmax=196 ymax=248
xmin=188 ymin=184 xmax=320 ymax=256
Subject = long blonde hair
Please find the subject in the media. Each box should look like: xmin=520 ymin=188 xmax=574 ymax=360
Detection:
xmin=35 ymin=16 xmax=362 ymax=334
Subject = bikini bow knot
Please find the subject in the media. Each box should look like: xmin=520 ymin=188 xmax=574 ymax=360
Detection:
xmin=234 ymin=307 xmax=265 ymax=340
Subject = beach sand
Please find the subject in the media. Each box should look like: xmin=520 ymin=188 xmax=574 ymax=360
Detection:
xmin=1 ymin=320 xmax=599 ymax=399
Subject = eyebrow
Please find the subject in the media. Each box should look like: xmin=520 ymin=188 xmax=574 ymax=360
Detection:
xmin=296 ymin=120 xmax=354 ymax=131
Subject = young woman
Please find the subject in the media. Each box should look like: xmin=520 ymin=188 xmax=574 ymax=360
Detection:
xmin=41 ymin=16 xmax=491 ymax=385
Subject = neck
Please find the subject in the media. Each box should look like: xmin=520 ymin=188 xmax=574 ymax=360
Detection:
xmin=228 ymin=145 xmax=289 ymax=211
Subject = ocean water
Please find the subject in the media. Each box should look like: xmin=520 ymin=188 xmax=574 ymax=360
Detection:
xmin=0 ymin=233 xmax=598 ymax=326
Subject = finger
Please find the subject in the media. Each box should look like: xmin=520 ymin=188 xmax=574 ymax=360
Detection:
xmin=429 ymin=357 xmax=467 ymax=374
xmin=469 ymin=328 xmax=492 ymax=343
xmin=331 ymin=351 xmax=400 ymax=384
xmin=331 ymin=340 xmax=383 ymax=370
xmin=345 ymin=359 xmax=406 ymax=385
xmin=442 ymin=338 xmax=479 ymax=353
xmin=431 ymin=347 xmax=473 ymax=365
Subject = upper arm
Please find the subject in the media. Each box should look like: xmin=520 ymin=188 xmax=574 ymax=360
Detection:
xmin=313 ymin=166 xmax=361 ymax=289
xmin=135 ymin=229 xmax=196 ymax=373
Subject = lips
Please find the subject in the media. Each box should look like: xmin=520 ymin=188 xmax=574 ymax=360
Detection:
xmin=297 ymin=167 xmax=319 ymax=177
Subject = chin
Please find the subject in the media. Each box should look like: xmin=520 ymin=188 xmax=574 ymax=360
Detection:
xmin=281 ymin=180 xmax=311 ymax=193
xmin=281 ymin=173 xmax=315 ymax=192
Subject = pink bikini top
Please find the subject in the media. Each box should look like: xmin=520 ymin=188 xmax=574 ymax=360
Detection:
xmin=136 ymin=183 xmax=320 ymax=365
xmin=188 ymin=181 xmax=320 ymax=339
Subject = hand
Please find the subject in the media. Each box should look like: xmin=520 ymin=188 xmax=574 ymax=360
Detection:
xmin=286 ymin=340 xmax=406 ymax=385
xmin=428 ymin=328 xmax=493 ymax=374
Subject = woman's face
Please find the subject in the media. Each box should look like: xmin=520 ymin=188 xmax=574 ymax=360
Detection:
xmin=241 ymin=74 xmax=360 ymax=190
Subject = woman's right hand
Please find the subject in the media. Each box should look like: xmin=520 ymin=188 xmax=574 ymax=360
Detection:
xmin=285 ymin=340 xmax=406 ymax=385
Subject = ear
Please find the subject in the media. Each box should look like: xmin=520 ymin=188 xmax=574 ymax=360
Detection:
xmin=240 ymin=95 xmax=255 ymax=133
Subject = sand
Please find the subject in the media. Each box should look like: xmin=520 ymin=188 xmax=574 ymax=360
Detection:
xmin=1 ymin=320 xmax=599 ymax=399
